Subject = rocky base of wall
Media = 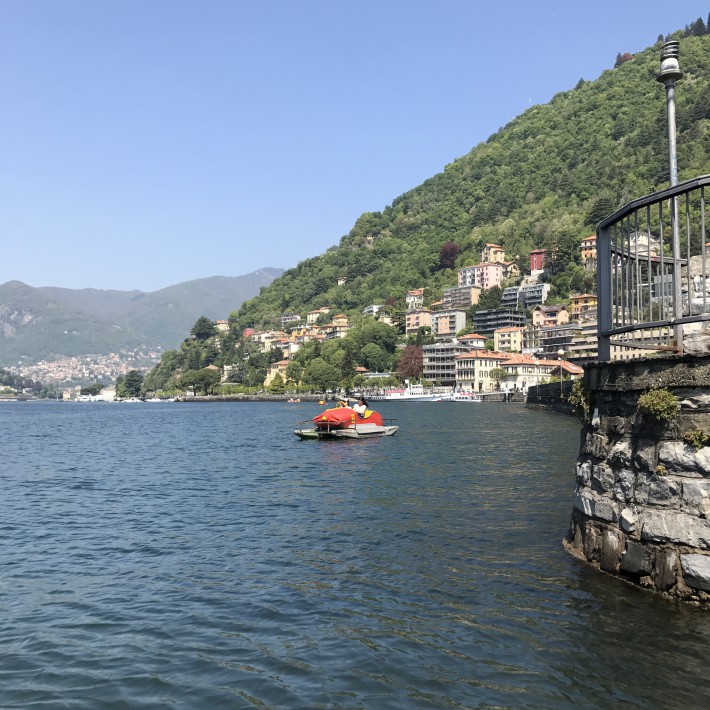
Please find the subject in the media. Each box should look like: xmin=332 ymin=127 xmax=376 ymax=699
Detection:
xmin=565 ymin=509 xmax=710 ymax=605
xmin=565 ymin=354 xmax=710 ymax=607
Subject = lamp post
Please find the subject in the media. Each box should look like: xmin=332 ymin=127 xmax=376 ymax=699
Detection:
xmin=656 ymin=40 xmax=684 ymax=351
xmin=558 ymin=349 xmax=565 ymax=400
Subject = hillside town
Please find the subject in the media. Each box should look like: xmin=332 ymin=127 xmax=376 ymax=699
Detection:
xmin=226 ymin=234 xmax=652 ymax=397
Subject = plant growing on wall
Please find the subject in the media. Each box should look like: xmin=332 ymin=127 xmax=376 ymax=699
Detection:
xmin=636 ymin=388 xmax=680 ymax=423
xmin=568 ymin=380 xmax=593 ymax=421
xmin=681 ymin=428 xmax=710 ymax=450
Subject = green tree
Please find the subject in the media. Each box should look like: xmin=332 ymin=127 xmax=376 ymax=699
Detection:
xmin=191 ymin=316 xmax=217 ymax=341
xmin=118 ymin=370 xmax=144 ymax=398
xmin=490 ymin=367 xmax=507 ymax=389
xmin=360 ymin=342 xmax=390 ymax=373
xmin=303 ymin=358 xmax=342 ymax=392
xmin=268 ymin=373 xmax=286 ymax=394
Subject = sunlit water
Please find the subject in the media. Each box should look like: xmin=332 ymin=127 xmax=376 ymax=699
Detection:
xmin=2 ymin=401 xmax=710 ymax=709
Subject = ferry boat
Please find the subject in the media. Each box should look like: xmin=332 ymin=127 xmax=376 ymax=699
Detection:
xmin=369 ymin=383 xmax=439 ymax=402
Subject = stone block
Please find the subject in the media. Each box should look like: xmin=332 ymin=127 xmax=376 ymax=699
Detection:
xmin=620 ymin=507 xmax=637 ymax=533
xmin=682 ymin=480 xmax=710 ymax=518
xmin=576 ymin=461 xmax=592 ymax=486
xmin=633 ymin=440 xmax=657 ymax=472
xmin=601 ymin=529 xmax=622 ymax=572
xmin=653 ymin=549 xmax=677 ymax=591
xmin=680 ymin=554 xmax=710 ymax=592
xmin=606 ymin=416 xmax=627 ymax=436
xmin=641 ymin=510 xmax=710 ymax=549
xmin=583 ymin=433 xmax=608 ymax=459
xmin=635 ymin=473 xmax=680 ymax=507
xmin=608 ymin=439 xmax=632 ymax=469
xmin=592 ymin=463 xmax=615 ymax=493
xmin=620 ymin=540 xmax=651 ymax=575
xmin=583 ymin=522 xmax=601 ymax=563
xmin=658 ymin=441 xmax=710 ymax=478
xmin=613 ymin=469 xmax=636 ymax=503
xmin=574 ymin=490 xmax=594 ymax=517
xmin=573 ymin=490 xmax=619 ymax=523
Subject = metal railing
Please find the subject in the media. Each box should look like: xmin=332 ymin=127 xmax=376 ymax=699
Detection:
xmin=597 ymin=174 xmax=710 ymax=360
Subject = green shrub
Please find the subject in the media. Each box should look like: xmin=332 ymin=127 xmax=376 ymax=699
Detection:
xmin=682 ymin=429 xmax=710 ymax=450
xmin=568 ymin=380 xmax=593 ymax=420
xmin=637 ymin=388 xmax=680 ymax=423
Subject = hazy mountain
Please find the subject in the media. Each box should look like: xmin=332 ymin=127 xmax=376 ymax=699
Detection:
xmin=0 ymin=268 xmax=283 ymax=365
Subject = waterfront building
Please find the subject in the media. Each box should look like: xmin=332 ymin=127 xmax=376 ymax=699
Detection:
xmin=472 ymin=308 xmax=527 ymax=337
xmin=497 ymin=354 xmax=583 ymax=394
xmin=264 ymin=360 xmax=290 ymax=387
xmin=422 ymin=341 xmax=477 ymax=387
xmin=454 ymin=350 xmax=511 ymax=393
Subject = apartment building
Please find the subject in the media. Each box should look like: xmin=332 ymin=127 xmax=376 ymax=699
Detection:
xmin=422 ymin=341 xmax=477 ymax=386
xmin=442 ymin=285 xmax=481 ymax=309
xmin=494 ymin=326 xmax=525 ymax=352
xmin=431 ymin=309 xmax=467 ymax=339
xmin=405 ymin=308 xmax=432 ymax=337
xmin=472 ymin=308 xmax=527 ymax=337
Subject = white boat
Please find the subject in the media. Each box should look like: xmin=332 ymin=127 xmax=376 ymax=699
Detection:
xmin=369 ymin=384 xmax=440 ymax=401
xmin=450 ymin=392 xmax=482 ymax=402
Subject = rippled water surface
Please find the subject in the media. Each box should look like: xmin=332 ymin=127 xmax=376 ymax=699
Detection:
xmin=3 ymin=401 xmax=710 ymax=708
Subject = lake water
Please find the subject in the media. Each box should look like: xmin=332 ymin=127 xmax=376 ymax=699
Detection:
xmin=2 ymin=401 xmax=710 ymax=709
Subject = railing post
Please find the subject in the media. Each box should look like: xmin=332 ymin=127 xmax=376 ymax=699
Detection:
xmin=657 ymin=40 xmax=684 ymax=351
xmin=597 ymin=224 xmax=612 ymax=361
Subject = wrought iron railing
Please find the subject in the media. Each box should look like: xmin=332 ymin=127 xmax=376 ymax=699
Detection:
xmin=597 ymin=174 xmax=710 ymax=360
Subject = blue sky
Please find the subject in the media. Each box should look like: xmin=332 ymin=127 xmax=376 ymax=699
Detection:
xmin=1 ymin=1 xmax=708 ymax=291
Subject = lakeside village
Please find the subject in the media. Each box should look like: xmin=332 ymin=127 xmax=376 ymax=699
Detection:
xmin=4 ymin=234 xmax=661 ymax=403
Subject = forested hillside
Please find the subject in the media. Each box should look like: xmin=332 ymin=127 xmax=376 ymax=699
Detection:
xmin=232 ymin=27 xmax=710 ymax=331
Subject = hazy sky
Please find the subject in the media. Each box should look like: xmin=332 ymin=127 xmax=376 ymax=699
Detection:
xmin=1 ymin=1 xmax=708 ymax=291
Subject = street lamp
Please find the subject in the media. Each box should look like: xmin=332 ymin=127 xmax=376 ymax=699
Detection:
xmin=656 ymin=40 xmax=684 ymax=351
xmin=558 ymin=349 xmax=565 ymax=400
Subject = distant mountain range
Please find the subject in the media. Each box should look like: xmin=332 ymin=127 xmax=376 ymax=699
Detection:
xmin=0 ymin=268 xmax=283 ymax=365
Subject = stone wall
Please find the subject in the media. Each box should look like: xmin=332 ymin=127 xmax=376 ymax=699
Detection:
xmin=565 ymin=354 xmax=710 ymax=605
xmin=526 ymin=381 xmax=575 ymax=415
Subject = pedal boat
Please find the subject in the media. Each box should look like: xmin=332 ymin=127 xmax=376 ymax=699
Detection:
xmin=294 ymin=405 xmax=398 ymax=440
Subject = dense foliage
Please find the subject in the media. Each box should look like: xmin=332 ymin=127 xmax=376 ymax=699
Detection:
xmin=231 ymin=29 xmax=710 ymax=332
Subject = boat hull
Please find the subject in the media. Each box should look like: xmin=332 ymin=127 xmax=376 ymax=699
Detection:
xmin=294 ymin=425 xmax=399 ymax=440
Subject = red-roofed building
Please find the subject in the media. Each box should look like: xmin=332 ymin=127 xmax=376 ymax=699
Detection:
xmin=454 ymin=350 xmax=511 ymax=392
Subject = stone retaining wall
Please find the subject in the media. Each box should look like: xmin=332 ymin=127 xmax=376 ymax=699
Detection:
xmin=565 ymin=355 xmax=710 ymax=605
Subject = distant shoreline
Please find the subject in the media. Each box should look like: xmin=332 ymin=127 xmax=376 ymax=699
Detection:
xmin=175 ymin=394 xmax=328 ymax=403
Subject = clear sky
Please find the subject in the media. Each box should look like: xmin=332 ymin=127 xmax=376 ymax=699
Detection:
xmin=1 ymin=1 xmax=708 ymax=292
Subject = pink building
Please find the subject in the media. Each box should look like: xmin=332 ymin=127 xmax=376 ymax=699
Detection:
xmin=457 ymin=262 xmax=504 ymax=290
